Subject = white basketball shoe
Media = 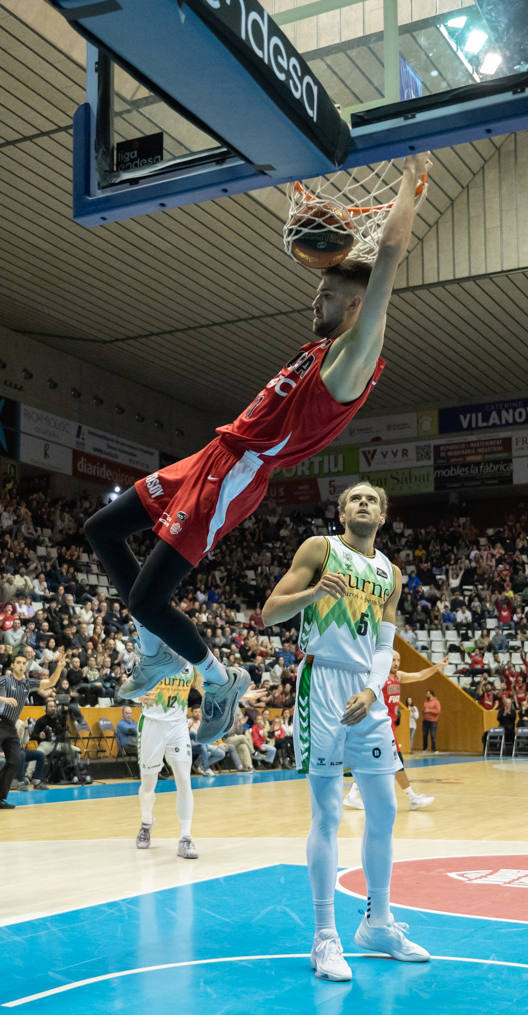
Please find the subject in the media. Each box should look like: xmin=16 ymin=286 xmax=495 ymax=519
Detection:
xmin=311 ymin=930 xmax=352 ymax=981
xmin=343 ymin=783 xmax=364 ymax=810
xmin=354 ymin=914 xmax=430 ymax=961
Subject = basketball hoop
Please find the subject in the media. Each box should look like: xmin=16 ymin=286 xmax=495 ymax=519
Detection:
xmin=283 ymin=159 xmax=430 ymax=268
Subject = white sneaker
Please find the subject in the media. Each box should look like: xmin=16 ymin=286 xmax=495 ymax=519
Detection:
xmin=177 ymin=835 xmax=199 ymax=859
xmin=409 ymin=793 xmax=434 ymax=810
xmin=354 ymin=915 xmax=430 ymax=961
xmin=118 ymin=645 xmax=186 ymax=700
xmin=311 ymin=930 xmax=352 ymax=981
xmin=136 ymin=822 xmax=152 ymax=849
xmin=343 ymin=784 xmax=364 ymax=810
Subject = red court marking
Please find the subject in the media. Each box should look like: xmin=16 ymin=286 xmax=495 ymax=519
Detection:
xmin=338 ymin=855 xmax=528 ymax=921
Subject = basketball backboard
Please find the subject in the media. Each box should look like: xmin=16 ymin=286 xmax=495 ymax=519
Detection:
xmin=46 ymin=0 xmax=528 ymax=225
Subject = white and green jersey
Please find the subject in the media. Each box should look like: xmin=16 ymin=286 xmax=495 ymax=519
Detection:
xmin=299 ymin=535 xmax=394 ymax=669
xmin=141 ymin=662 xmax=195 ymax=722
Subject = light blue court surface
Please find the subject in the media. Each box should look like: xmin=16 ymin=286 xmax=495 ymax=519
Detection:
xmin=8 ymin=754 xmax=490 ymax=807
xmin=2 ymin=864 xmax=527 ymax=1014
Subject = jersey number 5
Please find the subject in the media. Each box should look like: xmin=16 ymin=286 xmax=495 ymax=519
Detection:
xmin=357 ymin=612 xmax=369 ymax=636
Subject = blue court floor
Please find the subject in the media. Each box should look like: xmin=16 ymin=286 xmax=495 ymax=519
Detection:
xmin=2 ymin=864 xmax=527 ymax=1014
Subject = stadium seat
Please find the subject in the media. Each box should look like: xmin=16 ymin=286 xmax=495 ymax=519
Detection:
xmin=512 ymin=728 xmax=528 ymax=758
xmin=484 ymin=727 xmax=505 ymax=759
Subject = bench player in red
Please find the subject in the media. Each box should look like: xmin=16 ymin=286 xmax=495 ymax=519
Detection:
xmin=344 ymin=648 xmax=447 ymax=810
xmin=85 ymin=153 xmax=428 ymax=745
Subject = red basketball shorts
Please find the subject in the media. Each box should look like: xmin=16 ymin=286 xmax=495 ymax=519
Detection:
xmin=135 ymin=438 xmax=272 ymax=567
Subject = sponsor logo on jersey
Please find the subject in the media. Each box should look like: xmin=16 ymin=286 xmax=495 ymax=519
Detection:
xmin=372 ymin=747 xmax=381 ymax=758
xmin=317 ymin=756 xmax=326 ymax=765
xmin=146 ymin=472 xmax=164 ymax=498
xmin=159 ymin=511 xmax=172 ymax=528
xmin=176 ymin=511 xmax=188 ymax=522
xmin=170 ymin=522 xmax=182 ymax=535
xmin=376 ymin=567 xmax=389 ymax=578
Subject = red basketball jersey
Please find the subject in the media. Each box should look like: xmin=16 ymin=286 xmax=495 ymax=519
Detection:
xmin=216 ymin=339 xmax=385 ymax=469
xmin=383 ymin=671 xmax=401 ymax=738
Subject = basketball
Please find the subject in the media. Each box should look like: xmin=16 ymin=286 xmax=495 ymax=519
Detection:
xmin=287 ymin=200 xmax=355 ymax=269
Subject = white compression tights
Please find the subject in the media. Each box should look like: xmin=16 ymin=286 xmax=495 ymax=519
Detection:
xmin=139 ymin=757 xmax=194 ymax=836
xmin=307 ymin=771 xmax=396 ymax=933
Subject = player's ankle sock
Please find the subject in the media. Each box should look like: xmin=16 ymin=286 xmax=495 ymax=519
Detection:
xmin=366 ymin=892 xmax=391 ymax=926
xmin=313 ymin=898 xmax=336 ymax=934
xmin=195 ymin=650 xmax=228 ymax=686
xmin=132 ymin=617 xmax=162 ymax=657
xmin=404 ymin=786 xmax=417 ymax=799
xmin=180 ymin=819 xmax=192 ymax=837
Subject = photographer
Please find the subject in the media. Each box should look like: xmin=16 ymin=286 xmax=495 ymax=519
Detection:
xmin=0 ymin=650 xmax=65 ymax=808
xmin=31 ymin=697 xmax=85 ymax=783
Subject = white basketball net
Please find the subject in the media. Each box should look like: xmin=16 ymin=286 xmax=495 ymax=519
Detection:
xmin=283 ymin=159 xmax=429 ymax=264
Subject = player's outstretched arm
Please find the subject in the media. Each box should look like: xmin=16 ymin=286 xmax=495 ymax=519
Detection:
xmin=262 ymin=536 xmax=346 ymax=626
xmin=399 ymin=655 xmax=448 ymax=681
xmin=320 ymin=154 xmax=429 ymax=403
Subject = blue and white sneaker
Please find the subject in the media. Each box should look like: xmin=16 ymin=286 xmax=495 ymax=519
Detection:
xmin=354 ymin=914 xmax=430 ymax=961
xmin=118 ymin=645 xmax=186 ymax=700
xmin=196 ymin=667 xmax=251 ymax=744
xmin=311 ymin=930 xmax=352 ymax=981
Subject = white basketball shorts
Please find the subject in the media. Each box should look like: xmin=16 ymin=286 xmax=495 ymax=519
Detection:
xmin=138 ymin=714 xmax=192 ymax=774
xmin=293 ymin=657 xmax=401 ymax=777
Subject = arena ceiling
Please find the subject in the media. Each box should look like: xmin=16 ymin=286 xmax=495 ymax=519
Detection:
xmin=1 ymin=1 xmax=528 ymax=422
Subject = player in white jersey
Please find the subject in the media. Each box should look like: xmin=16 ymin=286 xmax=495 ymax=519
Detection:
xmin=136 ymin=662 xmax=198 ymax=859
xmin=263 ymin=482 xmax=429 ymax=981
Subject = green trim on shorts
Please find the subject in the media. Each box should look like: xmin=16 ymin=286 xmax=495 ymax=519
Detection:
xmin=137 ymin=713 xmax=144 ymax=767
xmin=297 ymin=657 xmax=313 ymax=774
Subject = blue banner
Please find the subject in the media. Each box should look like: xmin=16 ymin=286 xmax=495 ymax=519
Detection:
xmin=439 ymin=398 xmax=528 ymax=435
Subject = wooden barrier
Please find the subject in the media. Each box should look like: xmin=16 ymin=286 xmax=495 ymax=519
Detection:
xmin=395 ymin=636 xmax=497 ymax=754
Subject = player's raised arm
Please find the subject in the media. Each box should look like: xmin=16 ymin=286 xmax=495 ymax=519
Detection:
xmin=320 ymin=154 xmax=429 ymax=403
xmin=262 ymin=536 xmax=346 ymax=627
xmin=399 ymin=655 xmax=448 ymax=681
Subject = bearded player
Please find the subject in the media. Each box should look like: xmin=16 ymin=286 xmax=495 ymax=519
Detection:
xmin=85 ymin=154 xmax=428 ymax=747
xmin=262 ymin=482 xmax=430 ymax=981
xmin=344 ymin=650 xmax=448 ymax=811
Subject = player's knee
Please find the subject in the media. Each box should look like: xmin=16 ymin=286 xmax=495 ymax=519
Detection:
xmin=313 ymin=794 xmax=342 ymax=836
xmin=127 ymin=586 xmax=157 ymax=624
xmin=83 ymin=511 xmax=101 ymax=548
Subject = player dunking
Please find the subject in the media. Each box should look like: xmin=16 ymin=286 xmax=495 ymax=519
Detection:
xmin=85 ymin=154 xmax=428 ymax=746
xmin=344 ymin=649 xmax=448 ymax=811
xmin=262 ymin=482 xmax=430 ymax=980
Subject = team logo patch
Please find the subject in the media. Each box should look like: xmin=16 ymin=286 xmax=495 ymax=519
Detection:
xmin=337 ymin=855 xmax=528 ymax=922
xmin=376 ymin=567 xmax=388 ymax=578
xmin=159 ymin=511 xmax=171 ymax=528
xmin=176 ymin=511 xmax=188 ymax=522
xmin=170 ymin=522 xmax=182 ymax=535
xmin=372 ymin=747 xmax=381 ymax=758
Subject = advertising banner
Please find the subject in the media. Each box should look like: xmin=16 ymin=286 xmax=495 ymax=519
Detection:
xmin=266 ymin=477 xmax=321 ymax=506
xmin=512 ymin=429 xmax=528 ymax=485
xmin=362 ymin=466 xmax=434 ymax=496
xmin=332 ymin=412 xmax=417 ymax=447
xmin=274 ymin=446 xmax=358 ymax=481
xmin=434 ymin=436 xmax=512 ymax=489
xmin=20 ymin=404 xmax=159 ymax=477
xmin=439 ymin=398 xmax=528 ymax=435
xmin=359 ymin=441 xmax=432 ymax=473
xmin=19 ymin=433 xmax=72 ymax=476
xmin=72 ymin=450 xmax=146 ymax=489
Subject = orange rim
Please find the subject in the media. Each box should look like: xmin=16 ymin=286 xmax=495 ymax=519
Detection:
xmin=292 ymin=172 xmax=428 ymax=218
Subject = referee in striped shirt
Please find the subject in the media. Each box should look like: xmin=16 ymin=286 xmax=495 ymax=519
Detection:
xmin=0 ymin=650 xmax=65 ymax=808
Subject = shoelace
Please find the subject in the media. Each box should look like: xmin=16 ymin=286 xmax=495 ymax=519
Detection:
xmin=389 ymin=920 xmax=410 ymax=938
xmin=316 ymin=936 xmax=343 ymax=959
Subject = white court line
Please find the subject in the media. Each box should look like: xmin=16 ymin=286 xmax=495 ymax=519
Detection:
xmin=3 ymin=952 xmax=528 ymax=1007
xmin=335 ymin=852 xmax=528 ymax=924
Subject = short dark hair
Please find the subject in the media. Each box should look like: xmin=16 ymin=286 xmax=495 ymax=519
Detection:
xmin=322 ymin=259 xmax=373 ymax=289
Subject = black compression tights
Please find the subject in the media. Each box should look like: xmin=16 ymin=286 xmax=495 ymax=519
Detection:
xmin=84 ymin=487 xmax=209 ymax=664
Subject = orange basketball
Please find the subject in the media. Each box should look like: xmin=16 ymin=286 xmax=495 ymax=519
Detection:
xmin=288 ymin=201 xmax=354 ymax=269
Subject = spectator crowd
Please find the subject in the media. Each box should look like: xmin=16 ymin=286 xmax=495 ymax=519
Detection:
xmin=1 ymin=484 xmax=528 ymax=780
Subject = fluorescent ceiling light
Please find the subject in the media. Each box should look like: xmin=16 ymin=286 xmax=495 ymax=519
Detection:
xmin=464 ymin=29 xmax=488 ymax=55
xmin=480 ymin=51 xmax=503 ymax=75
xmin=447 ymin=16 xmax=467 ymax=29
